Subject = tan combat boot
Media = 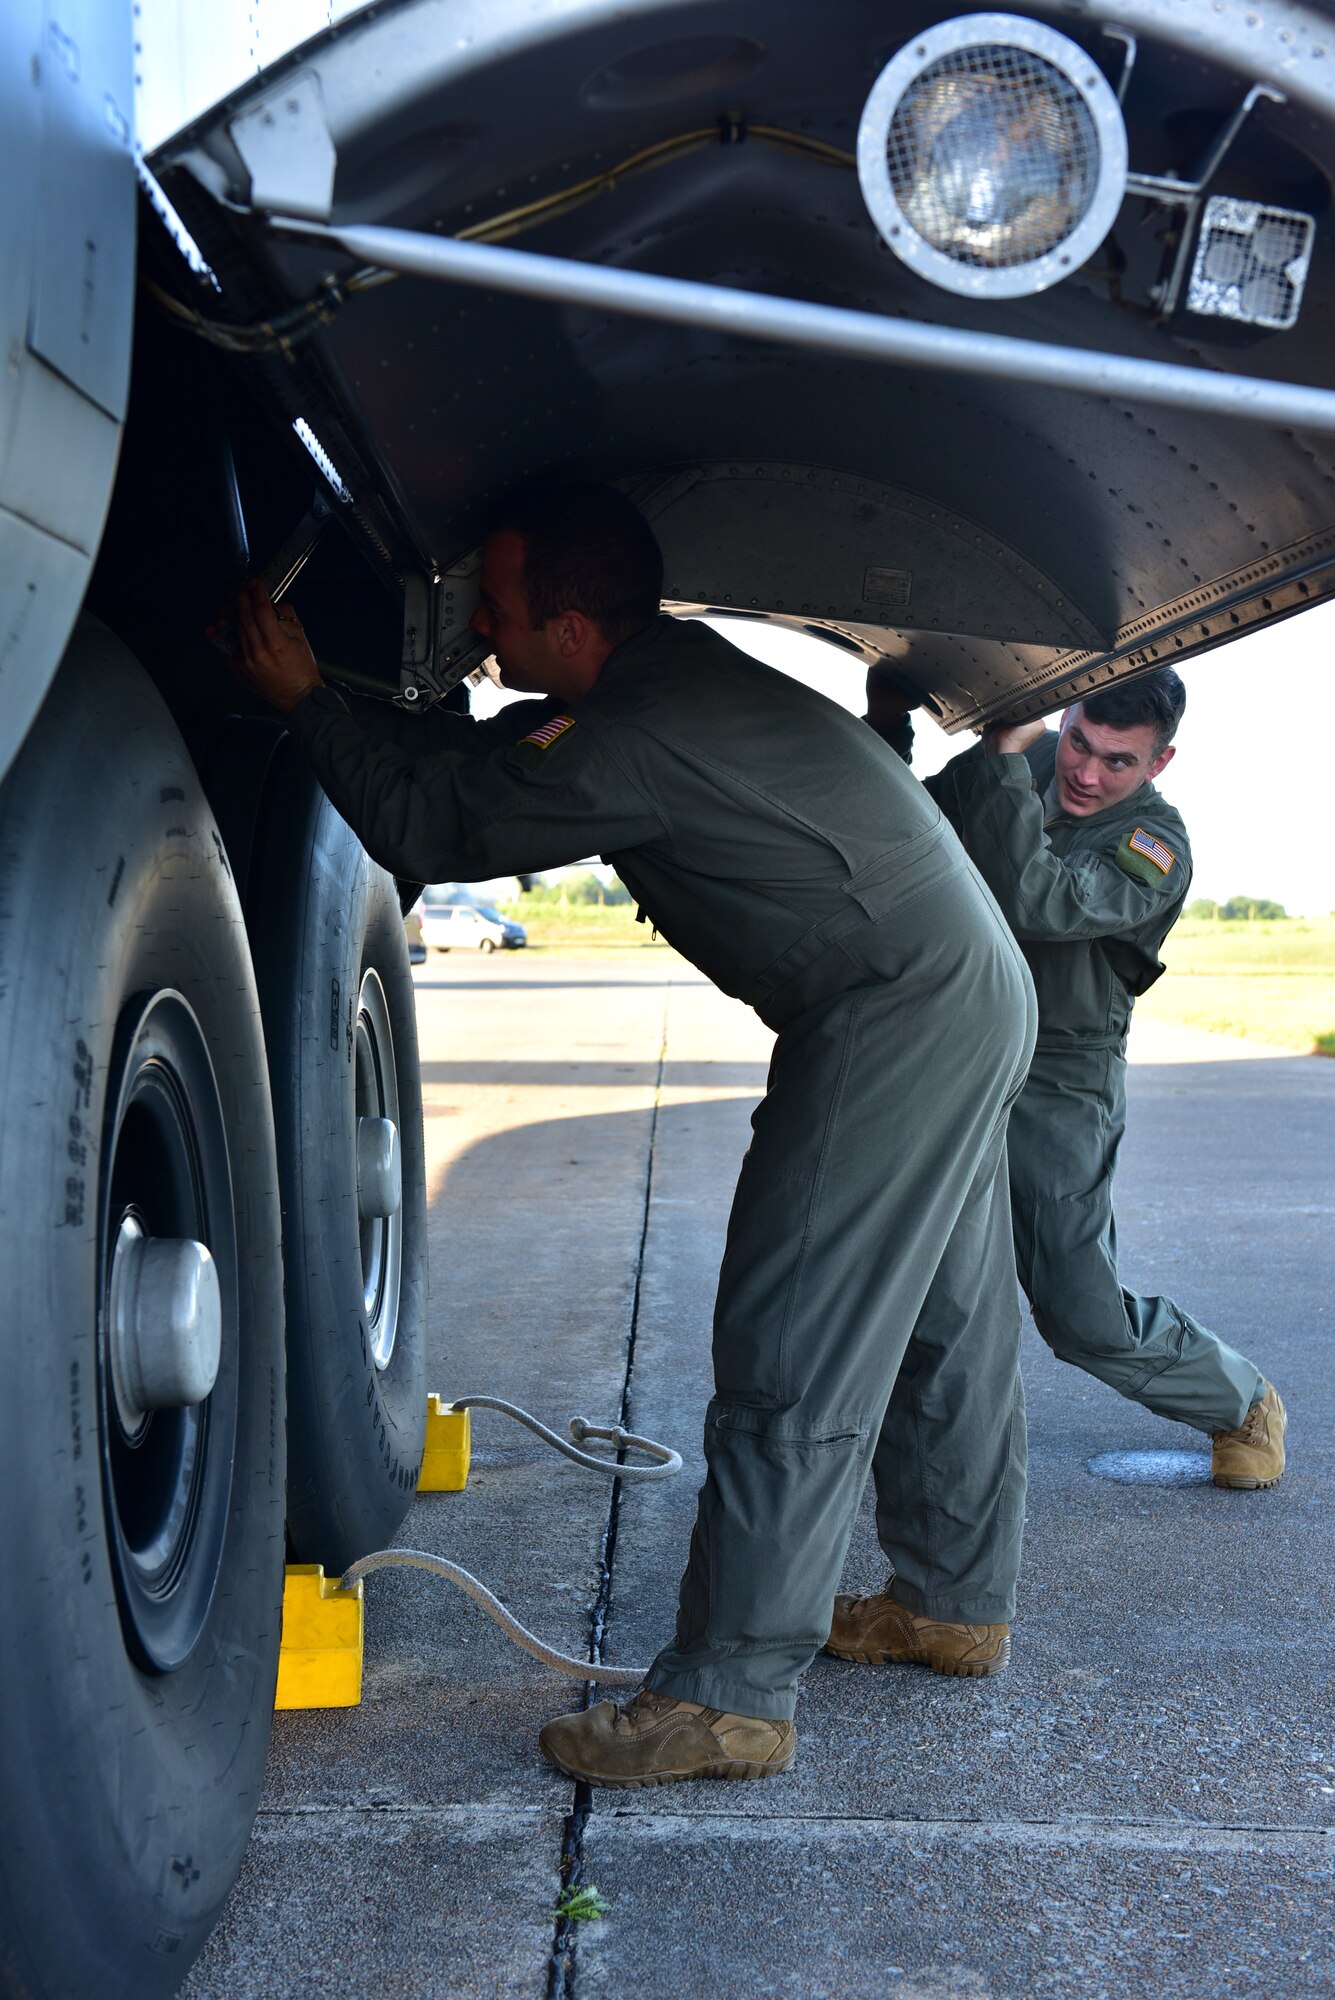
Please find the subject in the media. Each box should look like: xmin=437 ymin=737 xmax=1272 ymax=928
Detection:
xmin=539 ymin=1690 xmax=795 ymax=1788
xmin=1211 ymin=1381 xmax=1286 ymax=1489
xmin=825 ymin=1584 xmax=1010 ymax=1677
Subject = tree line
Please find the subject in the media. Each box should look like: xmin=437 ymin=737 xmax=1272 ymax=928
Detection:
xmin=515 ymin=870 xmax=632 ymax=907
xmin=1186 ymin=896 xmax=1288 ymax=921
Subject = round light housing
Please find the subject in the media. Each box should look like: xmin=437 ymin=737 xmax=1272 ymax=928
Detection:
xmin=858 ymin=14 xmax=1128 ymax=299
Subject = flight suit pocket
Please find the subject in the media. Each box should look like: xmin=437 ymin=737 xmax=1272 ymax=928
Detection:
xmin=701 ymin=1403 xmax=866 ymax=1651
xmin=840 ymin=820 xmax=957 ymax=922
xmin=745 ymin=823 xmax=956 ymax=1016
xmin=1007 ymin=1046 xmax=1118 ymax=1206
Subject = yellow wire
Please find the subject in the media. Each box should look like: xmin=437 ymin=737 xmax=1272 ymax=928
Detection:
xmin=149 ymin=123 xmax=860 ymax=351
xmin=456 ymin=125 xmax=856 ymax=245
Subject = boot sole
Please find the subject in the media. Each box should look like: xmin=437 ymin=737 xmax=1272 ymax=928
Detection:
xmin=540 ymin=1747 xmax=794 ymax=1788
xmin=824 ymin=1644 xmax=1008 ymax=1677
xmin=1212 ymin=1471 xmax=1283 ymax=1489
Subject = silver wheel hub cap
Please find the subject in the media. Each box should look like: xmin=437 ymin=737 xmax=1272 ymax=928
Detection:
xmin=108 ymin=1214 xmax=223 ymax=1428
xmin=357 ymin=1115 xmax=402 ymax=1221
xmin=355 ymin=967 xmax=403 ymax=1372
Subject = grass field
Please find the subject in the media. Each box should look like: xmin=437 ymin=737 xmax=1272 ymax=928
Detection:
xmin=496 ymin=898 xmax=673 ymax=953
xmin=497 ymin=903 xmax=1335 ymax=1054
xmin=1137 ymin=917 xmax=1335 ymax=1055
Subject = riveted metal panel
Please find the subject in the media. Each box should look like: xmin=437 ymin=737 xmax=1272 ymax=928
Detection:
xmin=146 ymin=0 xmax=1335 ymax=725
xmin=0 ymin=0 xmax=44 ymax=453
xmin=134 ymin=0 xmax=369 ymax=157
xmin=1065 ymin=0 xmax=1335 ymax=120
xmin=0 ymin=0 xmax=132 ymax=780
xmin=0 ymin=509 xmax=98 ymax=779
xmin=642 ymin=463 xmax=1107 ymax=648
xmin=28 ymin=2 xmax=135 ymax=419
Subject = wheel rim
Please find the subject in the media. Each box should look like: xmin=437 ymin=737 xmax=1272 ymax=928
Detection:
xmin=98 ymin=992 xmax=239 ymax=1674
xmin=355 ymin=967 xmax=403 ymax=1371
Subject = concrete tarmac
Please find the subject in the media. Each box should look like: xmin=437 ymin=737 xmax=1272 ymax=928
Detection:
xmin=185 ymin=950 xmax=1335 ymax=2000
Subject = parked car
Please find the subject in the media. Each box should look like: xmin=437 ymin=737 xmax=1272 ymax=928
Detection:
xmin=421 ymin=901 xmax=526 ymax=954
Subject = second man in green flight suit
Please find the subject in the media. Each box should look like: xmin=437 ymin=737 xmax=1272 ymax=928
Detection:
xmin=832 ymin=670 xmax=1284 ymax=1672
xmin=846 ymin=673 xmax=1282 ymax=1652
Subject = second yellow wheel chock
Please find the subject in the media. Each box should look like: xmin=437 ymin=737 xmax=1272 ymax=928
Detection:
xmin=418 ymin=1395 xmax=471 ymax=1490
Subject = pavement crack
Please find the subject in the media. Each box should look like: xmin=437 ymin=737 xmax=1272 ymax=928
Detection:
xmin=546 ymin=979 xmax=672 ymax=2000
xmin=581 ymin=1809 xmax=1335 ymax=1852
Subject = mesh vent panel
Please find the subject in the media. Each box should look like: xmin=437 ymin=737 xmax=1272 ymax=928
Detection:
xmin=1188 ymin=198 xmax=1314 ymax=331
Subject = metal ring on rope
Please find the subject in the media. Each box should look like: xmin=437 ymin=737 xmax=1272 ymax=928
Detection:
xmin=449 ymin=1394 xmax=682 ymax=1480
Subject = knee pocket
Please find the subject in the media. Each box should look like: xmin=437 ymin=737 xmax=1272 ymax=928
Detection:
xmin=700 ymin=1403 xmax=866 ymax=1649
xmin=708 ymin=1400 xmax=865 ymax=1449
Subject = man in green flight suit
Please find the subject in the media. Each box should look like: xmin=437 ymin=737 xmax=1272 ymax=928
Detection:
xmin=228 ymin=482 xmax=1036 ymax=1786
xmin=830 ymin=670 xmax=1282 ymax=1672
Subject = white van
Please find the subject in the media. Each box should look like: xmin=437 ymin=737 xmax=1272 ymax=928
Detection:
xmin=420 ymin=897 xmax=527 ymax=953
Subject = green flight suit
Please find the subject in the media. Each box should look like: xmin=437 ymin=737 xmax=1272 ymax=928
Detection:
xmin=288 ymin=616 xmax=1036 ymax=1718
xmin=926 ymin=731 xmax=1263 ymax=1434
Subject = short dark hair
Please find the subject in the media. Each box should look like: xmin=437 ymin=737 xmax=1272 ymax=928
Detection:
xmin=1081 ymin=667 xmax=1186 ymax=756
xmin=487 ymin=482 xmax=663 ymax=645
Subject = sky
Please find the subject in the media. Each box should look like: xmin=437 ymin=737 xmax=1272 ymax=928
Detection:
xmin=470 ymin=598 xmax=1334 ymax=918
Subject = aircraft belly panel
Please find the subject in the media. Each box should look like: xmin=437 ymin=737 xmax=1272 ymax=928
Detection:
xmin=146 ymin=0 xmax=1335 ymax=718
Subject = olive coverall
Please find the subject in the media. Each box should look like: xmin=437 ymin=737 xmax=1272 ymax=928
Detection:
xmin=925 ymin=731 xmax=1263 ymax=1434
xmin=288 ymin=616 xmax=1036 ymax=1718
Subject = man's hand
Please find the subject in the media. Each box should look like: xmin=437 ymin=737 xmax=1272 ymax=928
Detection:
xmin=217 ymin=579 xmax=323 ymax=715
xmin=982 ymin=716 xmax=1047 ymax=758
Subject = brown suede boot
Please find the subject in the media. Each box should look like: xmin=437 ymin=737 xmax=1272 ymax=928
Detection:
xmin=825 ymin=1584 xmax=1010 ymax=1677
xmin=539 ymin=1690 xmax=795 ymax=1788
xmin=1212 ymin=1381 xmax=1286 ymax=1489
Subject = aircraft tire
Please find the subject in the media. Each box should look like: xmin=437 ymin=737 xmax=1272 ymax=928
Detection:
xmin=0 ymin=622 xmax=285 ymax=1999
xmin=246 ymin=749 xmax=427 ymax=1571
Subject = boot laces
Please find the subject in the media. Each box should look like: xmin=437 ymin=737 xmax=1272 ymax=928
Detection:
xmin=1216 ymin=1396 xmax=1268 ymax=1447
xmin=616 ymin=1690 xmax=676 ymax=1731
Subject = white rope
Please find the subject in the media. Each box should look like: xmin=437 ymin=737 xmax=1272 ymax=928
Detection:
xmin=338 ymin=1547 xmax=646 ymax=1685
xmin=334 ymin=1398 xmax=682 ymax=1685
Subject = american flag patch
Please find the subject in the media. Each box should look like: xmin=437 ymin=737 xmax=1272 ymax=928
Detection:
xmin=518 ymin=714 xmax=576 ymax=751
xmin=1129 ymin=826 xmax=1175 ymax=874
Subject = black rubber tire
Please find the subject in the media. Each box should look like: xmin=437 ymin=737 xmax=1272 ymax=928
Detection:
xmin=247 ymin=747 xmax=427 ymax=1570
xmin=479 ymin=936 xmax=496 ymax=953
xmin=0 ymin=623 xmax=285 ymax=2000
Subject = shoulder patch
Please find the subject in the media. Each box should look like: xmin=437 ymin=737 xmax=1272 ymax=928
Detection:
xmin=1116 ymin=825 xmax=1177 ymax=886
xmin=508 ymin=713 xmax=578 ymax=768
xmin=520 ymin=714 xmax=577 ymax=751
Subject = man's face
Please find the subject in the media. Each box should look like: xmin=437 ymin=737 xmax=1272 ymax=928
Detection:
xmin=1053 ymin=702 xmax=1175 ymax=817
xmin=470 ymin=529 xmax=563 ymax=693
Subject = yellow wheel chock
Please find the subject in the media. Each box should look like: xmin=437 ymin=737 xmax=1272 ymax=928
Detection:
xmin=276 ymin=1395 xmax=469 ymax=1711
xmin=418 ymin=1395 xmax=472 ymax=1490
xmin=276 ymin=1394 xmax=675 ymax=1710
xmin=274 ymin=1565 xmax=364 ymax=1710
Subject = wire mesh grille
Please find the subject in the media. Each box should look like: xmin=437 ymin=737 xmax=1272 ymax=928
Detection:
xmin=1188 ymin=197 xmax=1314 ymax=331
xmin=886 ymin=44 xmax=1100 ymax=268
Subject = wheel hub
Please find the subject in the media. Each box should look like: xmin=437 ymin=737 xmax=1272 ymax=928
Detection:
xmin=108 ymin=1215 xmax=222 ymax=1428
xmin=99 ymin=990 xmax=239 ymax=1674
xmin=354 ymin=967 xmax=403 ymax=1371
xmin=357 ymin=1115 xmax=402 ymax=1223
